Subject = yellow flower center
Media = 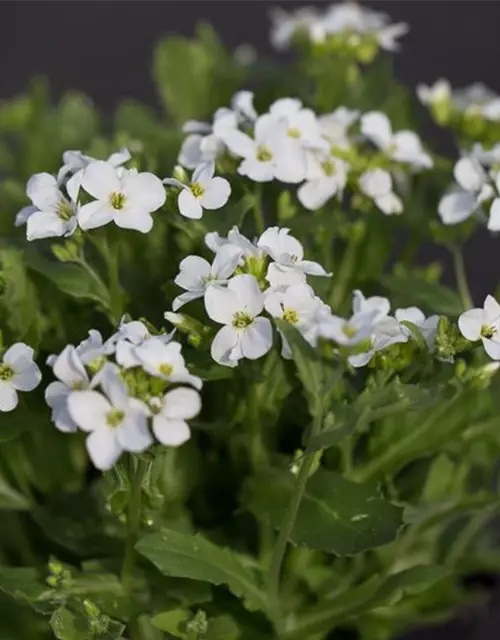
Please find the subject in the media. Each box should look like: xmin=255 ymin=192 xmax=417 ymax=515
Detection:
xmin=282 ymin=308 xmax=299 ymax=324
xmin=110 ymin=192 xmax=126 ymax=210
xmin=158 ymin=363 xmax=174 ymax=376
xmin=288 ymin=127 xmax=301 ymax=139
xmin=343 ymin=323 xmax=357 ymax=338
xmin=321 ymin=159 xmax=337 ymax=177
xmin=190 ymin=182 xmax=205 ymax=199
xmin=0 ymin=363 xmax=13 ymax=381
xmin=72 ymin=381 xmax=85 ymax=390
xmin=481 ymin=324 xmax=497 ymax=339
xmin=106 ymin=409 xmax=125 ymax=428
xmin=387 ymin=142 xmax=398 ymax=154
xmin=256 ymin=145 xmax=273 ymax=162
xmin=232 ymin=311 xmax=253 ymax=329
xmin=57 ymin=200 xmax=74 ymax=221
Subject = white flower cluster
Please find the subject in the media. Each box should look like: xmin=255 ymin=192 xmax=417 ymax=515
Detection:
xmin=16 ymin=148 xmax=167 ymax=238
xmin=418 ymin=80 xmax=500 ymax=122
xmin=269 ymin=2 xmax=408 ymax=52
xmin=169 ymin=225 xmax=440 ymax=368
xmin=438 ymin=155 xmax=500 ymax=230
xmin=44 ymin=319 xmax=201 ymax=470
xmin=177 ymin=92 xmax=432 ymax=216
xmin=0 ymin=343 xmax=41 ymax=412
xmin=321 ymin=290 xmax=439 ymax=367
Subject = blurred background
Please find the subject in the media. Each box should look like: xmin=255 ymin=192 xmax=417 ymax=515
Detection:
xmin=2 ymin=2 xmax=500 ymax=638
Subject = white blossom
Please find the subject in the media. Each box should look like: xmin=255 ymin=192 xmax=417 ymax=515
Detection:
xmin=134 ymin=338 xmax=202 ymax=389
xmin=204 ymin=274 xmax=273 ymax=367
xmin=458 ymin=295 xmax=500 ymax=360
xmin=149 ymin=387 xmax=201 ymax=447
xmin=298 ymin=153 xmax=349 ymax=210
xmin=105 ymin=319 xmax=174 ymax=369
xmin=395 ymin=307 xmax=439 ymax=349
xmin=18 ymin=173 xmax=78 ymax=241
xmin=68 ymin=367 xmax=152 ymax=470
xmin=257 ymin=226 xmax=330 ymax=287
xmin=173 ymin=244 xmax=242 ymax=311
xmin=417 ymin=79 xmax=451 ymax=106
xmin=348 ymin=316 xmax=409 ymax=368
xmin=269 ymin=98 xmax=324 ymax=148
xmin=318 ymin=107 xmax=359 ymax=149
xmin=359 ymin=169 xmax=403 ymax=215
xmin=220 ymin=114 xmax=306 ymax=183
xmin=0 ymin=343 xmax=41 ymax=412
xmin=205 ymin=226 xmax=261 ymax=260
xmin=164 ymin=162 xmax=231 ymax=220
xmin=78 ymin=162 xmax=166 ymax=233
xmin=352 ymin=290 xmax=390 ymax=322
xmin=361 ymin=111 xmax=433 ymax=169
xmin=264 ymin=283 xmax=324 ymax=357
xmin=45 ymin=345 xmax=91 ymax=433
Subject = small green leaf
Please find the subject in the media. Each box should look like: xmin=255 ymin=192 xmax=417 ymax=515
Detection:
xmin=24 ymin=251 xmax=110 ymax=310
xmin=50 ymin=607 xmax=89 ymax=640
xmin=151 ymin=609 xmax=189 ymax=637
xmin=245 ymin=468 xmax=403 ymax=556
xmin=382 ymin=274 xmax=463 ymax=316
xmin=206 ymin=615 xmax=240 ymax=640
xmin=0 ymin=475 xmax=30 ymax=510
xmin=0 ymin=566 xmax=53 ymax=614
xmin=135 ymin=529 xmax=267 ymax=612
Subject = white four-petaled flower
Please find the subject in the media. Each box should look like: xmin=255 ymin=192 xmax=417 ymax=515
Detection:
xmin=164 ymin=162 xmax=231 ymax=220
xmin=458 ymin=295 xmax=500 ymax=360
xmin=78 ymin=161 xmax=166 ymax=233
xmin=0 ymin=343 xmax=41 ymax=412
xmin=134 ymin=338 xmax=202 ymax=389
xmin=204 ymin=274 xmax=273 ymax=367
xmin=149 ymin=387 xmax=201 ymax=447
xmin=359 ymin=169 xmax=403 ymax=215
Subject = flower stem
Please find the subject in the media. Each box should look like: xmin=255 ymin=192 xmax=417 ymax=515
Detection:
xmin=252 ymin=185 xmax=265 ymax=235
xmin=121 ymin=457 xmax=148 ymax=594
xmin=451 ymin=244 xmax=473 ymax=310
xmin=329 ymin=234 xmax=360 ymax=311
xmin=267 ymin=408 xmax=323 ymax=635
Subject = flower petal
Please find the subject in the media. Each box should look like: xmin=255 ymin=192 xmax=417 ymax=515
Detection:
xmin=438 ymin=190 xmax=477 ymax=225
xmin=53 ymin=345 xmax=88 ymax=386
xmin=229 ymin=274 xmax=264 ymax=317
xmin=67 ymin=390 xmax=111 ymax=432
xmin=482 ymin=337 xmax=500 ymax=360
xmin=200 ymin=177 xmax=231 ymax=210
xmin=26 ymin=173 xmax=60 ymax=210
xmin=81 ymin=161 xmax=120 ymax=199
xmin=458 ymin=309 xmax=484 ymax=341
xmin=162 ymin=387 xmax=201 ymax=420
xmin=204 ymin=284 xmax=240 ymax=324
xmin=178 ymin=189 xmax=203 ymax=219
xmin=117 ymin=409 xmax=152 ymax=453
xmin=153 ymin=416 xmax=191 ymax=446
xmin=11 ymin=364 xmax=41 ymax=392
xmin=3 ymin=343 xmax=34 ymax=371
xmin=361 ymin=112 xmax=392 ymax=148
xmin=211 ymin=325 xmax=239 ymax=367
xmin=121 ymin=172 xmax=166 ymax=212
xmin=193 ymin=161 xmax=215 ymax=183
xmin=45 ymin=381 xmax=77 ymax=432
xmin=488 ymin=198 xmax=500 ymax=231
xmin=0 ymin=382 xmax=18 ymax=412
xmin=240 ymin=317 xmax=273 ymax=360
xmin=175 ymin=255 xmax=211 ymax=291
xmin=298 ymin=178 xmax=337 ymax=210
xmin=113 ymin=208 xmax=154 ymax=233
xmin=86 ymin=428 xmax=122 ymax=470
xmin=78 ymin=201 xmax=114 ymax=230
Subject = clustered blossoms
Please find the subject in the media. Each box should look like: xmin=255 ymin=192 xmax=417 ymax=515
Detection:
xmin=44 ymin=319 xmax=201 ymax=470
xmin=269 ymin=2 xmax=408 ymax=55
xmin=418 ymin=80 xmax=500 ymax=125
xmin=176 ymin=92 xmax=433 ymax=217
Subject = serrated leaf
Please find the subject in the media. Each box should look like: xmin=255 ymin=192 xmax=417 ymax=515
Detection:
xmin=245 ymin=468 xmax=403 ymax=556
xmin=135 ymin=529 xmax=267 ymax=613
xmin=382 ymin=275 xmax=462 ymax=316
xmin=24 ymin=250 xmax=110 ymax=310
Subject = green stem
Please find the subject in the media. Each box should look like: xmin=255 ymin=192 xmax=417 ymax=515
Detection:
xmin=446 ymin=508 xmax=496 ymax=567
xmin=121 ymin=457 xmax=148 ymax=594
xmin=450 ymin=245 xmax=473 ymax=310
xmin=329 ymin=234 xmax=361 ymax=311
xmin=267 ymin=408 xmax=323 ymax=635
xmin=252 ymin=185 xmax=265 ymax=235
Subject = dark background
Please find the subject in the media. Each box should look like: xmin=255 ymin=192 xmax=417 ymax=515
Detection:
xmin=2 ymin=2 xmax=500 ymax=638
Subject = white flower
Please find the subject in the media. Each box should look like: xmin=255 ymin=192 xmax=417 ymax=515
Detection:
xmin=264 ymin=283 xmax=323 ymax=357
xmin=269 ymin=6 xmax=320 ymax=50
xmin=359 ymin=169 xmax=403 ymax=215
xmin=173 ymin=244 xmax=242 ymax=311
xmin=58 ymin=148 xmax=131 ymax=201
xmin=319 ymin=310 xmax=376 ymax=347
xmin=352 ymin=290 xmax=391 ymax=322
xmin=78 ymin=162 xmax=166 ymax=233
xmin=458 ymin=295 xmax=500 ymax=360
xmin=76 ymin=329 xmax=105 ymax=365
xmin=318 ymin=107 xmax=359 ymax=149
xmin=68 ymin=367 xmax=152 ymax=470
xmin=150 ymin=387 xmax=201 ymax=447
xmin=18 ymin=173 xmax=78 ymax=241
xmin=220 ymin=114 xmax=306 ymax=183
xmin=205 ymin=226 xmax=261 ymax=260
xmin=269 ymin=98 xmax=324 ymax=148
xmin=452 ymin=83 xmax=500 ymax=120
xmin=348 ymin=316 xmax=409 ymax=368
xmin=438 ymin=157 xmax=492 ymax=226
xmin=163 ymin=162 xmax=231 ymax=220
xmin=231 ymin=90 xmax=258 ymax=123
xmin=0 ymin=343 xmax=41 ymax=412
xmin=395 ymin=307 xmax=439 ymax=349
xmin=204 ymin=274 xmax=273 ymax=367
xmin=298 ymin=153 xmax=349 ymax=210
xmin=45 ymin=345 xmax=90 ymax=433
xmin=361 ymin=111 xmax=433 ymax=169
xmin=417 ymin=79 xmax=451 ymax=106
xmin=134 ymin=338 xmax=202 ymax=389
xmin=486 ymin=171 xmax=500 ymax=232
xmin=257 ymin=226 xmax=330 ymax=286
xmin=104 ymin=319 xmax=174 ymax=369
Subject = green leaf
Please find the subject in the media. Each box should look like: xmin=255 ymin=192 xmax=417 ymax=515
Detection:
xmin=151 ymin=609 xmax=190 ymax=637
xmin=0 ymin=475 xmax=30 ymax=510
xmin=58 ymin=92 xmax=98 ymax=149
xmin=0 ymin=566 xmax=53 ymax=614
xmin=50 ymin=605 xmax=125 ymax=640
xmin=24 ymin=250 xmax=110 ymax=310
xmin=275 ymin=320 xmax=338 ymax=415
xmin=245 ymin=468 xmax=403 ymax=556
xmin=206 ymin=616 xmax=240 ymax=640
xmin=135 ymin=529 xmax=267 ymax=613
xmin=382 ymin=274 xmax=463 ymax=316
